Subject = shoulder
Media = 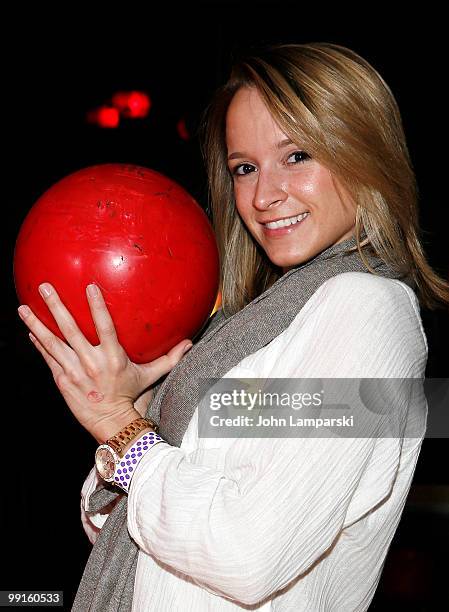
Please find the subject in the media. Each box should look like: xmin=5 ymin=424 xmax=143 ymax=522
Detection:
xmin=307 ymin=272 xmax=423 ymax=333
xmin=317 ymin=271 xmax=419 ymax=309
xmin=309 ymin=270 xmax=424 ymax=324
xmin=282 ymin=271 xmax=428 ymax=378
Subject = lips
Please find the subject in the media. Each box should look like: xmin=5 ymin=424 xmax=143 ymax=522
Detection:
xmin=260 ymin=211 xmax=310 ymax=237
xmin=261 ymin=212 xmax=309 ymax=230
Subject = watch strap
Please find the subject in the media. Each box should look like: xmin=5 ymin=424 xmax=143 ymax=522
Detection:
xmin=113 ymin=430 xmax=167 ymax=492
xmin=107 ymin=417 xmax=159 ymax=457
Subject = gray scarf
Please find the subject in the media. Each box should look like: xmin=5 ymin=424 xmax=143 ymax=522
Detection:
xmin=72 ymin=235 xmax=413 ymax=611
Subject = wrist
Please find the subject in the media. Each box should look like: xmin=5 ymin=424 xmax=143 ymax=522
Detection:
xmin=95 ymin=423 xmax=166 ymax=491
xmin=121 ymin=426 xmax=155 ymax=454
xmin=134 ymin=388 xmax=154 ymax=417
xmin=93 ymin=406 xmax=143 ymax=444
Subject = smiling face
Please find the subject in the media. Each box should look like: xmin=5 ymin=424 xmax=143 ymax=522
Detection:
xmin=226 ymin=87 xmax=357 ymax=272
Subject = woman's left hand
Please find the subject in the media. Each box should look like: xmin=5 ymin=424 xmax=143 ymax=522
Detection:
xmin=17 ymin=282 xmax=193 ymax=443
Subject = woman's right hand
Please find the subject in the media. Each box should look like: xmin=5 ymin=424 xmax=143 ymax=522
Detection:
xmin=19 ymin=280 xmax=193 ymax=443
xmin=134 ymin=387 xmax=154 ymax=417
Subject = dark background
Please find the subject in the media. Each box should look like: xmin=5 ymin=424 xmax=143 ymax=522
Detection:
xmin=1 ymin=5 xmax=448 ymax=610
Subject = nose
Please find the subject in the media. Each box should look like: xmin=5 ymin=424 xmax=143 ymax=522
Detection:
xmin=252 ymin=168 xmax=288 ymax=210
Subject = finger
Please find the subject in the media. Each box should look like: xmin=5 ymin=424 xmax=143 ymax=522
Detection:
xmin=137 ymin=339 xmax=193 ymax=383
xmin=28 ymin=332 xmax=65 ymax=379
xmin=38 ymin=282 xmax=93 ymax=355
xmin=85 ymin=283 xmax=120 ymax=351
xmin=18 ymin=303 xmax=78 ymax=371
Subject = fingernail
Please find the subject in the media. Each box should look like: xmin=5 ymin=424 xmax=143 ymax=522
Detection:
xmin=183 ymin=343 xmax=193 ymax=354
xmin=39 ymin=283 xmax=52 ymax=298
xmin=18 ymin=305 xmax=31 ymax=319
xmin=87 ymin=284 xmax=99 ymax=298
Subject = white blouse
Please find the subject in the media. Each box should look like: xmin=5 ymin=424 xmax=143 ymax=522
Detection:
xmin=81 ymin=271 xmax=428 ymax=611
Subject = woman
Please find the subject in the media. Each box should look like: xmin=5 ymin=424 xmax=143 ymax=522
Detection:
xmin=17 ymin=43 xmax=449 ymax=611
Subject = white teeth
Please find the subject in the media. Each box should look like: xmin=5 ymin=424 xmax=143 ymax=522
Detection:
xmin=264 ymin=212 xmax=309 ymax=229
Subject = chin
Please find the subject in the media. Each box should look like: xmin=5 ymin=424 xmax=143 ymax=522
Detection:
xmin=269 ymin=252 xmax=310 ymax=270
xmin=270 ymin=258 xmax=304 ymax=273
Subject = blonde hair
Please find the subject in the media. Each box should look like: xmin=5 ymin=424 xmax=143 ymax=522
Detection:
xmin=200 ymin=42 xmax=449 ymax=316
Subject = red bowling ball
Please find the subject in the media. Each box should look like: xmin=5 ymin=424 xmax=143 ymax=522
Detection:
xmin=14 ymin=163 xmax=220 ymax=363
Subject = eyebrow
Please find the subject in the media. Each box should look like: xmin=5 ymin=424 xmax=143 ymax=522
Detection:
xmin=227 ymin=138 xmax=295 ymax=161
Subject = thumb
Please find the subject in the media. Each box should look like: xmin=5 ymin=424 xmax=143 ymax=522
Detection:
xmin=168 ymin=339 xmax=194 ymax=360
xmin=137 ymin=339 xmax=193 ymax=386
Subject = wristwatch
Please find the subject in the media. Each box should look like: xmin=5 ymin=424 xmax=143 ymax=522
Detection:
xmin=95 ymin=417 xmax=159 ymax=482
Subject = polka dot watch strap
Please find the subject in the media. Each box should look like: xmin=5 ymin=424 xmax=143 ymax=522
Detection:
xmin=113 ymin=430 xmax=167 ymax=492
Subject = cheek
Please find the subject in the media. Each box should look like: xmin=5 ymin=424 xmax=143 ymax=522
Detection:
xmin=299 ymin=170 xmax=355 ymax=219
xmin=293 ymin=177 xmax=318 ymax=196
xmin=233 ymin=184 xmax=252 ymax=218
xmin=288 ymin=164 xmax=328 ymax=199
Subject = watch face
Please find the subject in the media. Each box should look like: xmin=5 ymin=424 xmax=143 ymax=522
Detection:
xmin=95 ymin=447 xmax=117 ymax=480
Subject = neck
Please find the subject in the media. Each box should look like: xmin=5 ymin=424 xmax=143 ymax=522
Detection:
xmin=280 ymin=233 xmax=364 ymax=277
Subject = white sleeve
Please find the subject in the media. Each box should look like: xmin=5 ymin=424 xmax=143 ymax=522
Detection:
xmin=126 ymin=272 xmax=427 ymax=606
xmin=80 ymin=466 xmax=123 ymax=545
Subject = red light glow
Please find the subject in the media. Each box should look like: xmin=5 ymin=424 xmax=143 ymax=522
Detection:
xmin=176 ymin=118 xmax=190 ymax=141
xmin=112 ymin=90 xmax=151 ymax=118
xmin=97 ymin=106 xmax=120 ymax=128
xmin=86 ymin=106 xmax=120 ymax=128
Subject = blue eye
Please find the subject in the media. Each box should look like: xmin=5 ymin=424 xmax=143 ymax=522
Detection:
xmin=287 ymin=151 xmax=310 ymax=164
xmin=232 ymin=163 xmax=256 ymax=176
